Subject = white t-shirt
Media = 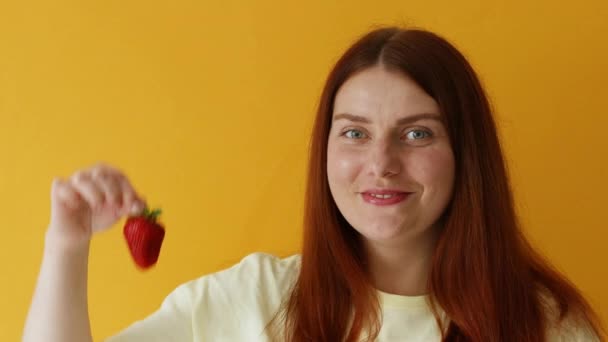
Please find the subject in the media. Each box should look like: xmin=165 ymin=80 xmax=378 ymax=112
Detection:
xmin=105 ymin=252 xmax=599 ymax=341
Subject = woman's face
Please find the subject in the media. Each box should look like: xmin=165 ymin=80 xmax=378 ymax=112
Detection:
xmin=327 ymin=65 xmax=455 ymax=246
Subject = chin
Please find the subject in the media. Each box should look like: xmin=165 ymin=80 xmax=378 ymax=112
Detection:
xmin=356 ymin=224 xmax=406 ymax=243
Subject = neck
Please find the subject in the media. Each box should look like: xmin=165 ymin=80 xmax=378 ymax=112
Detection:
xmin=363 ymin=227 xmax=438 ymax=296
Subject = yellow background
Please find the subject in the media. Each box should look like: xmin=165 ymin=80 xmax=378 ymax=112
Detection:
xmin=1 ymin=0 xmax=606 ymax=340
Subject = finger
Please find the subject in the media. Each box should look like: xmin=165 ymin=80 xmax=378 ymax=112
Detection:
xmin=118 ymin=177 xmax=146 ymax=215
xmin=90 ymin=162 xmax=116 ymax=178
xmin=92 ymin=171 xmax=123 ymax=207
xmin=73 ymin=170 xmax=90 ymax=183
xmin=52 ymin=178 xmax=81 ymax=210
xmin=70 ymin=175 xmax=105 ymax=210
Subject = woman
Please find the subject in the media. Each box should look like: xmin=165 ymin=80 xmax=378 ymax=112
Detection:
xmin=23 ymin=26 xmax=604 ymax=341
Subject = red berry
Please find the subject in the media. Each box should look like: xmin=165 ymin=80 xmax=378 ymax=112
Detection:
xmin=123 ymin=207 xmax=165 ymax=269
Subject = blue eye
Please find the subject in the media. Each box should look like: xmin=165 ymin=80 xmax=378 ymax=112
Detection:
xmin=405 ymin=130 xmax=431 ymax=140
xmin=343 ymin=129 xmax=367 ymax=139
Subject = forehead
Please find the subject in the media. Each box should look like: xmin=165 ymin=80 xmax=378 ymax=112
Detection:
xmin=333 ymin=66 xmax=439 ymax=118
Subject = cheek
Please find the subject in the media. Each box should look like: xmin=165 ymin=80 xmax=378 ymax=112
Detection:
xmin=327 ymin=145 xmax=364 ymax=189
xmin=410 ymin=146 xmax=455 ymax=190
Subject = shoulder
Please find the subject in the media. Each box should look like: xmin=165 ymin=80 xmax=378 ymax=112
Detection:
xmin=541 ymin=292 xmax=602 ymax=342
xmin=171 ymin=252 xmax=301 ymax=305
xmin=234 ymin=252 xmax=301 ymax=279
xmin=545 ymin=314 xmax=601 ymax=342
xmin=105 ymin=253 xmax=301 ymax=341
xmin=192 ymin=252 xmax=300 ymax=286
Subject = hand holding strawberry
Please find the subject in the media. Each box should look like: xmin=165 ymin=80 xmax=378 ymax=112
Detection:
xmin=123 ymin=207 xmax=165 ymax=269
xmin=47 ymin=163 xmax=147 ymax=250
xmin=47 ymin=162 xmax=165 ymax=269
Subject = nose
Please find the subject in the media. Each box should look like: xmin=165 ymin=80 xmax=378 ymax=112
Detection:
xmin=367 ymin=137 xmax=402 ymax=178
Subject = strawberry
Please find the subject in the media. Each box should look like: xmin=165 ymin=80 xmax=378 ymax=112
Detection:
xmin=123 ymin=207 xmax=165 ymax=269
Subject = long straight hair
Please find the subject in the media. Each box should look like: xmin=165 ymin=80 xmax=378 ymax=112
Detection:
xmin=278 ymin=26 xmax=604 ymax=341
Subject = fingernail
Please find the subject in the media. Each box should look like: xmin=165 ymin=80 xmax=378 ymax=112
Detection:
xmin=130 ymin=202 xmax=143 ymax=214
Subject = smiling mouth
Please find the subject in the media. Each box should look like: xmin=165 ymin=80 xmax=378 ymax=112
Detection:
xmin=366 ymin=193 xmax=401 ymax=199
xmin=361 ymin=192 xmax=412 ymax=205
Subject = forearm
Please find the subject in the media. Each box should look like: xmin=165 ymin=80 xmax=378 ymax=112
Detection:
xmin=23 ymin=235 xmax=93 ymax=342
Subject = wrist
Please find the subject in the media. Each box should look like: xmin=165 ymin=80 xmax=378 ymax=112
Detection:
xmin=44 ymin=230 xmax=91 ymax=257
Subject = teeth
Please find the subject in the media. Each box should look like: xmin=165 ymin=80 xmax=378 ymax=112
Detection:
xmin=370 ymin=193 xmax=395 ymax=199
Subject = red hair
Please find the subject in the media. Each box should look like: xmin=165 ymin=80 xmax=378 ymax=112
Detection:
xmin=275 ymin=26 xmax=604 ymax=341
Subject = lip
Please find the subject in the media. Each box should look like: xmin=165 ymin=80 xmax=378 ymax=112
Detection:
xmin=362 ymin=188 xmax=409 ymax=195
xmin=360 ymin=190 xmax=412 ymax=206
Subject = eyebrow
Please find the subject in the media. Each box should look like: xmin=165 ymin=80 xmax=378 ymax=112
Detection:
xmin=332 ymin=112 xmax=442 ymax=125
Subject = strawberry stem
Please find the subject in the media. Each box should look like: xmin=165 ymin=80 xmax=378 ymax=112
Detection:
xmin=142 ymin=206 xmax=162 ymax=222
